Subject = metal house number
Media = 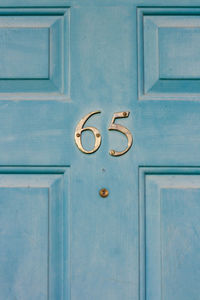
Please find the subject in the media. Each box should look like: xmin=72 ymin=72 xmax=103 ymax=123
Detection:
xmin=74 ymin=111 xmax=133 ymax=157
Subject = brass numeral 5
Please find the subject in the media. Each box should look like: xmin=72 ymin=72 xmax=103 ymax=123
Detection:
xmin=74 ymin=111 xmax=133 ymax=156
xmin=108 ymin=111 xmax=133 ymax=157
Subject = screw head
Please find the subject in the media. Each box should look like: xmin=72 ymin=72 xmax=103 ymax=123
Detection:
xmin=123 ymin=112 xmax=127 ymax=117
xmin=99 ymin=188 xmax=109 ymax=198
xmin=110 ymin=149 xmax=115 ymax=156
xmin=96 ymin=133 xmax=101 ymax=138
xmin=76 ymin=133 xmax=81 ymax=137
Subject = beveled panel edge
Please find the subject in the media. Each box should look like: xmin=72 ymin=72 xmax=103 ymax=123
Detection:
xmin=0 ymin=7 xmax=70 ymax=16
xmin=0 ymin=165 xmax=69 ymax=174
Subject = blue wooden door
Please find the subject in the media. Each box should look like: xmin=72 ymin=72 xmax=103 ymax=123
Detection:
xmin=0 ymin=1 xmax=200 ymax=300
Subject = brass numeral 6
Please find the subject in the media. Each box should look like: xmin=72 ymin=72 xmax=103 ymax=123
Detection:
xmin=74 ymin=111 xmax=102 ymax=154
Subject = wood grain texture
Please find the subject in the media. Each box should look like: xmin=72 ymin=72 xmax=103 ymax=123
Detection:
xmin=1 ymin=2 xmax=200 ymax=300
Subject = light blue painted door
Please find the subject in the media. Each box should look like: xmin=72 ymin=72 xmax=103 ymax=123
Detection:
xmin=0 ymin=1 xmax=200 ymax=300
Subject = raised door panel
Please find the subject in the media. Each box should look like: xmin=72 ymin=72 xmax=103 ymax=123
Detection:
xmin=0 ymin=8 xmax=70 ymax=100
xmin=138 ymin=8 xmax=200 ymax=100
xmin=0 ymin=167 xmax=69 ymax=300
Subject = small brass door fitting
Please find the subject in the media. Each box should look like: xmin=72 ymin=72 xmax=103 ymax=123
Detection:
xmin=99 ymin=188 xmax=109 ymax=198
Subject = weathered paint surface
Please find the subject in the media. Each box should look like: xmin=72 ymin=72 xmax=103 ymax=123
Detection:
xmin=0 ymin=1 xmax=200 ymax=300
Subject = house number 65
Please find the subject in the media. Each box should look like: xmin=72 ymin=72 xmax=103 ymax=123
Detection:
xmin=74 ymin=111 xmax=133 ymax=157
